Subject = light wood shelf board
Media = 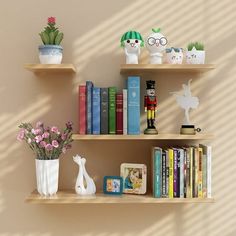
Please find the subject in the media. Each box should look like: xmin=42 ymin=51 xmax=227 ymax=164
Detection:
xmin=120 ymin=64 xmax=216 ymax=74
xmin=24 ymin=64 xmax=76 ymax=73
xmin=26 ymin=190 xmax=215 ymax=204
xmin=72 ymin=133 xmax=214 ymax=141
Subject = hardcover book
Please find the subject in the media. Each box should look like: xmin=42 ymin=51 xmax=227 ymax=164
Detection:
xmin=179 ymin=148 xmax=184 ymax=198
xmin=100 ymin=88 xmax=109 ymax=134
xmin=116 ymin=93 xmax=123 ymax=134
xmin=127 ymin=76 xmax=140 ymax=135
xmin=123 ymin=89 xmax=128 ymax=135
xmin=165 ymin=150 xmax=169 ymax=197
xmin=162 ymin=151 xmax=167 ymax=197
xmin=79 ymin=85 xmax=86 ymax=134
xmin=168 ymin=148 xmax=174 ymax=198
xmin=198 ymin=147 xmax=203 ymax=198
xmin=92 ymin=87 xmax=101 ymax=134
xmin=109 ymin=87 xmax=117 ymax=134
xmin=173 ymin=149 xmax=178 ymax=198
xmin=86 ymin=81 xmax=93 ymax=134
xmin=153 ymin=147 xmax=162 ymax=198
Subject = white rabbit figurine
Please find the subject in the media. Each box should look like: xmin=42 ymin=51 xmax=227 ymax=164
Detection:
xmin=73 ymin=154 xmax=96 ymax=195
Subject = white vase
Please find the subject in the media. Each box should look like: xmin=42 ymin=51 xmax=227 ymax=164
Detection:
xmin=186 ymin=47 xmax=205 ymax=64
xmin=35 ymin=159 xmax=59 ymax=196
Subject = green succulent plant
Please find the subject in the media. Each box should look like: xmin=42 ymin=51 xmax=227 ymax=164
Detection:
xmin=39 ymin=17 xmax=64 ymax=45
xmin=187 ymin=42 xmax=204 ymax=51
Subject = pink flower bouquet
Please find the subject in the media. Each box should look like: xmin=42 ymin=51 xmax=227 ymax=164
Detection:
xmin=17 ymin=121 xmax=73 ymax=160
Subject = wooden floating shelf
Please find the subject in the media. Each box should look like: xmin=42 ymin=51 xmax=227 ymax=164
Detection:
xmin=26 ymin=190 xmax=214 ymax=204
xmin=72 ymin=133 xmax=214 ymax=141
xmin=120 ymin=64 xmax=216 ymax=74
xmin=24 ymin=63 xmax=76 ymax=73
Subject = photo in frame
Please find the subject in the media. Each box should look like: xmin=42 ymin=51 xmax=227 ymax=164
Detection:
xmin=103 ymin=176 xmax=123 ymax=195
xmin=120 ymin=163 xmax=147 ymax=194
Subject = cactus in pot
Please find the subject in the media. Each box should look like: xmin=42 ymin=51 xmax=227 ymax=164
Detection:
xmin=38 ymin=17 xmax=64 ymax=64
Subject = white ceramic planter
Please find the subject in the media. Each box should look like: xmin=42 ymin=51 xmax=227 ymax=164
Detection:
xmin=35 ymin=159 xmax=59 ymax=196
xmin=166 ymin=48 xmax=183 ymax=64
xmin=38 ymin=45 xmax=63 ymax=64
xmin=186 ymin=47 xmax=205 ymax=64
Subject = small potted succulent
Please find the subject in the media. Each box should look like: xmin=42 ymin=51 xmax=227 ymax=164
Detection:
xmin=166 ymin=47 xmax=183 ymax=64
xmin=17 ymin=121 xmax=73 ymax=196
xmin=39 ymin=17 xmax=64 ymax=64
xmin=186 ymin=42 xmax=205 ymax=64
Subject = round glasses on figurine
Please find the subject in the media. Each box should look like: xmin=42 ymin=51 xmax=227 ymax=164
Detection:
xmin=147 ymin=37 xmax=168 ymax=46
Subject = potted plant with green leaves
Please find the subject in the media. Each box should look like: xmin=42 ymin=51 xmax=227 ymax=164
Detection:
xmin=186 ymin=42 xmax=205 ymax=64
xmin=17 ymin=121 xmax=73 ymax=196
xmin=39 ymin=17 xmax=64 ymax=64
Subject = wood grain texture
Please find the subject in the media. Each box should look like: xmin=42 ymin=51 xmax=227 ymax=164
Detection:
xmin=26 ymin=190 xmax=215 ymax=204
xmin=24 ymin=64 xmax=76 ymax=73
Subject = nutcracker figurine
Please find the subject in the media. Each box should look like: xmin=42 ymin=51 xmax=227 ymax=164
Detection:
xmin=144 ymin=80 xmax=158 ymax=134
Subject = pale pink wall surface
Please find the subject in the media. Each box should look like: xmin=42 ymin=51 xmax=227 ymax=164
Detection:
xmin=0 ymin=0 xmax=236 ymax=235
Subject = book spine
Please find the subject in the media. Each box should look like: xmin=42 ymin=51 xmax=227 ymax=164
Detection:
xmin=100 ymin=88 xmax=109 ymax=134
xmin=127 ymin=76 xmax=140 ymax=134
xmin=168 ymin=149 xmax=174 ymax=198
xmin=202 ymin=153 xmax=207 ymax=198
xmin=177 ymin=149 xmax=180 ymax=197
xmin=179 ymin=149 xmax=184 ymax=198
xmin=190 ymin=147 xmax=193 ymax=198
xmin=198 ymin=148 xmax=203 ymax=198
xmin=116 ymin=93 xmax=123 ymax=134
xmin=86 ymin=81 xmax=93 ymax=134
xmin=123 ymin=89 xmax=127 ymax=135
xmin=166 ymin=150 xmax=169 ymax=197
xmin=186 ymin=148 xmax=191 ymax=198
xmin=162 ymin=152 xmax=166 ymax=197
xmin=154 ymin=148 xmax=162 ymax=198
xmin=207 ymin=146 xmax=212 ymax=198
xmin=92 ymin=87 xmax=100 ymax=134
xmin=108 ymin=87 xmax=117 ymax=134
xmin=173 ymin=149 xmax=178 ymax=197
xmin=194 ymin=147 xmax=199 ymax=197
xmin=184 ymin=148 xmax=187 ymax=198
xmin=79 ymin=85 xmax=86 ymax=134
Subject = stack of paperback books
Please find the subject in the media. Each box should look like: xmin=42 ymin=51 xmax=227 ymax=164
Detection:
xmin=79 ymin=76 xmax=140 ymax=135
xmin=152 ymin=144 xmax=212 ymax=198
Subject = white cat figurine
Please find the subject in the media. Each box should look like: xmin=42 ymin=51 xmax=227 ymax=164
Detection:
xmin=73 ymin=154 xmax=96 ymax=195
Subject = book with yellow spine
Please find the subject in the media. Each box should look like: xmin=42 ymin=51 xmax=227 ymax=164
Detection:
xmin=168 ymin=148 xmax=174 ymax=198
xmin=198 ymin=147 xmax=203 ymax=198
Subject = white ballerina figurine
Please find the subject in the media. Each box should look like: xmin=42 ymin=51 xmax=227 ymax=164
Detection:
xmin=171 ymin=79 xmax=199 ymax=125
xmin=73 ymin=154 xmax=96 ymax=195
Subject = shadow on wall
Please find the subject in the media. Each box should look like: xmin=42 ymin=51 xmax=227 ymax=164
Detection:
xmin=0 ymin=0 xmax=236 ymax=235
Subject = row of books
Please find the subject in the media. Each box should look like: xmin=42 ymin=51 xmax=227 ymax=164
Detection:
xmin=152 ymin=144 xmax=212 ymax=198
xmin=79 ymin=77 xmax=141 ymax=134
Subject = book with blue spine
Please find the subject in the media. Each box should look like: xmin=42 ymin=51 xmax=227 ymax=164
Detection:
xmin=86 ymin=81 xmax=93 ymax=134
xmin=127 ymin=76 xmax=140 ymax=135
xmin=92 ymin=87 xmax=101 ymax=134
xmin=153 ymin=147 xmax=162 ymax=198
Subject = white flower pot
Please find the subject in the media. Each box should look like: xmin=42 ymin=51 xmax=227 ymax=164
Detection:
xmin=186 ymin=47 xmax=205 ymax=64
xmin=35 ymin=159 xmax=59 ymax=196
xmin=166 ymin=48 xmax=183 ymax=64
xmin=38 ymin=45 xmax=63 ymax=64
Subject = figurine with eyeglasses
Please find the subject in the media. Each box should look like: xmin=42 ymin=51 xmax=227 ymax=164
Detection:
xmin=146 ymin=28 xmax=168 ymax=64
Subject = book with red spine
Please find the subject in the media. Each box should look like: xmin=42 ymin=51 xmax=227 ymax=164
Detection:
xmin=116 ymin=93 xmax=123 ymax=134
xmin=79 ymin=85 xmax=86 ymax=134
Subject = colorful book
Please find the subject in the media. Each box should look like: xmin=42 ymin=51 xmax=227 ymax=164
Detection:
xmin=162 ymin=151 xmax=167 ymax=197
xmin=79 ymin=85 xmax=86 ymax=134
xmin=189 ymin=147 xmax=193 ymax=198
xmin=92 ymin=87 xmax=100 ymax=134
xmin=168 ymin=148 xmax=174 ymax=198
xmin=108 ymin=87 xmax=117 ymax=134
xmin=165 ymin=150 xmax=169 ymax=197
xmin=153 ymin=147 xmax=162 ymax=198
xmin=123 ymin=89 xmax=127 ymax=135
xmin=183 ymin=148 xmax=187 ymax=198
xmin=86 ymin=81 xmax=93 ymax=134
xmin=179 ymin=148 xmax=184 ymax=198
xmin=194 ymin=147 xmax=199 ymax=197
xmin=127 ymin=76 xmax=140 ymax=135
xmin=202 ymin=150 xmax=208 ymax=198
xmin=186 ymin=147 xmax=191 ymax=198
xmin=177 ymin=149 xmax=180 ymax=197
xmin=116 ymin=93 xmax=123 ymax=134
xmin=173 ymin=149 xmax=178 ymax=197
xmin=198 ymin=147 xmax=203 ymax=198
xmin=100 ymin=88 xmax=109 ymax=134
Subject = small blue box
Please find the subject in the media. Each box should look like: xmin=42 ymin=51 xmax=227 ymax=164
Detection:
xmin=103 ymin=176 xmax=123 ymax=195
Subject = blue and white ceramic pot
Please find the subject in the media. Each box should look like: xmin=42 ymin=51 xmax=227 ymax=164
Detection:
xmin=38 ymin=45 xmax=63 ymax=64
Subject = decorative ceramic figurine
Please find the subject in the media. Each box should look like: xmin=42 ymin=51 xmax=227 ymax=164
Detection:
xmin=73 ymin=154 xmax=96 ymax=195
xmin=186 ymin=42 xmax=205 ymax=64
xmin=144 ymin=80 xmax=158 ymax=134
xmin=171 ymin=79 xmax=201 ymax=134
xmin=146 ymin=28 xmax=168 ymax=64
xmin=166 ymin=47 xmax=183 ymax=64
xmin=120 ymin=30 xmax=144 ymax=64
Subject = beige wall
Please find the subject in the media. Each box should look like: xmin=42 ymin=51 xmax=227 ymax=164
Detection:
xmin=1 ymin=0 xmax=236 ymax=235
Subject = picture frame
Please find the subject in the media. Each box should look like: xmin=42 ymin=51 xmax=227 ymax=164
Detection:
xmin=103 ymin=176 xmax=123 ymax=195
xmin=120 ymin=163 xmax=147 ymax=194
